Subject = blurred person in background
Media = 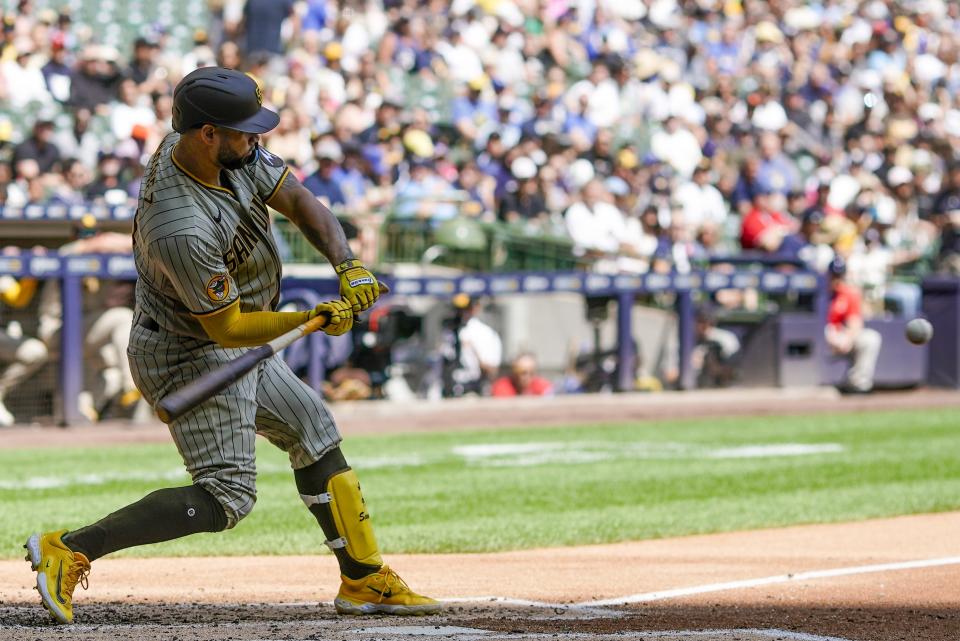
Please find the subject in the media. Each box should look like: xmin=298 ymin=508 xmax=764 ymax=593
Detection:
xmin=454 ymin=159 xmax=495 ymax=221
xmin=0 ymin=273 xmax=47 ymax=426
xmin=13 ymin=119 xmax=61 ymax=174
xmin=692 ymin=306 xmax=740 ymax=389
xmin=441 ymin=294 xmax=502 ymax=398
xmin=303 ymin=139 xmax=346 ymax=208
xmin=740 ymin=186 xmax=801 ymax=255
xmin=564 ymin=176 xmax=631 ymax=271
xmin=110 ymin=77 xmax=156 ymax=142
xmin=499 ymin=156 xmax=547 ymax=228
xmin=52 ymin=108 xmax=99 ymax=170
xmin=50 ymin=158 xmax=91 ymax=205
xmin=453 ymin=75 xmax=498 ymax=147
xmin=491 ymin=352 xmax=553 ymax=398
xmin=69 ymin=45 xmax=123 ymax=113
xmin=84 ymin=152 xmax=127 ymax=203
xmin=675 ymin=159 xmax=728 ymax=234
xmin=36 ymin=220 xmax=140 ymax=421
xmin=41 ymin=34 xmax=71 ymax=103
xmin=825 ymin=257 xmax=881 ymax=395
xmin=394 ymin=157 xmax=458 ymax=223
xmin=126 ymin=36 xmax=165 ymax=95
xmin=2 ymin=38 xmax=51 ymax=108
xmin=242 ymin=0 xmax=295 ymax=59
xmin=933 ymin=161 xmax=960 ymax=274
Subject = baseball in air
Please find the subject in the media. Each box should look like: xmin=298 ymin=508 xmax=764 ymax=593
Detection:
xmin=905 ymin=318 xmax=933 ymax=345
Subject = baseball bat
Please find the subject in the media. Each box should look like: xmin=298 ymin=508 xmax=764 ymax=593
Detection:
xmin=155 ymin=311 xmax=331 ymax=423
xmin=155 ymin=284 xmax=390 ymax=423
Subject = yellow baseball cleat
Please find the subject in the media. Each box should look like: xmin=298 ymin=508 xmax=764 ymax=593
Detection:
xmin=24 ymin=530 xmax=91 ymax=624
xmin=335 ymin=566 xmax=441 ymax=615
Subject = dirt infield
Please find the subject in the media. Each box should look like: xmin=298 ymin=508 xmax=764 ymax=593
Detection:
xmin=1 ymin=388 xmax=959 ymax=640
xmin=1 ymin=513 xmax=958 ymax=640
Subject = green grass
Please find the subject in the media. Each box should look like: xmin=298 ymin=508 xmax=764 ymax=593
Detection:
xmin=1 ymin=408 xmax=959 ymax=558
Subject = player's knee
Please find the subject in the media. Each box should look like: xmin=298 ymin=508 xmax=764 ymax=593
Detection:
xmin=222 ymin=489 xmax=257 ymax=528
xmin=15 ymin=339 xmax=48 ymax=365
xmin=199 ymin=479 xmax=257 ymax=529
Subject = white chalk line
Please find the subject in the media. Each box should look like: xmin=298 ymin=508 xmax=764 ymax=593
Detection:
xmin=442 ymin=556 xmax=960 ymax=612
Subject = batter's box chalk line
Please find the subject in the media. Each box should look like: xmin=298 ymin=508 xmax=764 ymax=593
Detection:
xmin=445 ymin=555 xmax=960 ymax=611
xmin=339 ymin=628 xmax=856 ymax=641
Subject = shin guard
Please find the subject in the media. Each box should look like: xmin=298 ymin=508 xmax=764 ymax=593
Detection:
xmin=300 ymin=468 xmax=383 ymax=569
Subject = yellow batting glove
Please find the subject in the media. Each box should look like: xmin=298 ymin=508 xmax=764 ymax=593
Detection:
xmin=310 ymin=299 xmax=354 ymax=336
xmin=335 ymin=259 xmax=380 ymax=313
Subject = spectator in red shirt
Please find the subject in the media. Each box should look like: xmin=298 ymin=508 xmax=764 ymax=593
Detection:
xmin=491 ymin=353 xmax=553 ymax=397
xmin=825 ymin=258 xmax=881 ymax=393
xmin=740 ymin=186 xmax=803 ymax=255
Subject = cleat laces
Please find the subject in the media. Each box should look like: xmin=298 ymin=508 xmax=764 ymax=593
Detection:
xmin=64 ymin=558 xmax=91 ymax=594
xmin=374 ymin=566 xmax=408 ymax=602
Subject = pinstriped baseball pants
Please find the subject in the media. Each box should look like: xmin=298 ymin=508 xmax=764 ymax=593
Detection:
xmin=127 ymin=314 xmax=342 ymax=528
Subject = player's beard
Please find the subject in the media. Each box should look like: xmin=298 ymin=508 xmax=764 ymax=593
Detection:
xmin=217 ymin=143 xmax=254 ymax=171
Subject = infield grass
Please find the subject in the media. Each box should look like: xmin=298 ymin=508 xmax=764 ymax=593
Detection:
xmin=1 ymin=408 xmax=959 ymax=558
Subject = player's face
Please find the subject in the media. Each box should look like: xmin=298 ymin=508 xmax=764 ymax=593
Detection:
xmin=215 ymin=127 xmax=260 ymax=170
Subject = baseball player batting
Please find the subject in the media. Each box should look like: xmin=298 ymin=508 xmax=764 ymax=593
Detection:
xmin=23 ymin=67 xmax=438 ymax=624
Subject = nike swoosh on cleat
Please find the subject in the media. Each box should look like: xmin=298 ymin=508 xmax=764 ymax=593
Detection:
xmin=367 ymin=586 xmax=393 ymax=598
xmin=55 ymin=561 xmax=66 ymax=605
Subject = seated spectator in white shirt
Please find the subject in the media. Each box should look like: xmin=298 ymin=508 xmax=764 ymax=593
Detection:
xmin=110 ymin=78 xmax=156 ymax=141
xmin=564 ymin=179 xmax=627 ymax=259
xmin=675 ymin=161 xmax=728 ymax=233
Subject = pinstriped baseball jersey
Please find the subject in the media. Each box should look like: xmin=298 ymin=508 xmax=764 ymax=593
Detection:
xmin=126 ymin=132 xmax=341 ymax=526
xmin=133 ymin=132 xmax=291 ymax=341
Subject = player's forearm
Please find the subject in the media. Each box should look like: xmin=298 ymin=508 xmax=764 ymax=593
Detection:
xmin=289 ymin=190 xmax=354 ymax=266
xmin=196 ymin=300 xmax=311 ymax=348
xmin=268 ymin=172 xmax=354 ymax=266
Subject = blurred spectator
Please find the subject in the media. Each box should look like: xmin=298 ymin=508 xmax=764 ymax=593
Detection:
xmin=0 ymin=275 xmax=47 ymax=427
xmin=110 ymin=78 xmax=156 ymax=142
xmin=740 ymin=185 xmax=802 ymax=255
xmin=12 ymin=119 xmax=60 ymax=174
xmin=40 ymin=35 xmax=71 ymax=103
xmin=52 ymin=108 xmax=99 ymax=171
xmin=50 ymin=158 xmax=91 ymax=206
xmin=303 ymin=139 xmax=346 ymax=207
xmin=2 ymin=38 xmax=51 ymax=108
xmin=395 ymin=157 xmax=458 ymax=223
xmin=242 ymin=0 xmax=295 ymax=58
xmin=933 ymin=162 xmax=960 ymax=275
xmin=84 ymin=152 xmax=126 ymax=203
xmin=441 ymin=294 xmax=502 ymax=397
xmin=825 ymin=258 xmax=881 ymax=395
xmin=675 ymin=160 xmax=728 ymax=233
xmin=127 ymin=37 xmax=164 ymax=95
xmin=491 ymin=353 xmax=553 ymax=397
xmin=692 ymin=307 xmax=740 ymax=389
xmin=500 ymin=157 xmax=547 ymax=227
xmin=453 ymin=75 xmax=497 ymax=146
xmin=36 ymin=224 xmax=140 ymax=420
xmin=70 ymin=45 xmax=123 ymax=112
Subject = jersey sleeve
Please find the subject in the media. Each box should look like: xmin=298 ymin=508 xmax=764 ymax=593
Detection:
xmin=149 ymin=234 xmax=239 ymax=316
xmin=245 ymin=145 xmax=291 ymax=205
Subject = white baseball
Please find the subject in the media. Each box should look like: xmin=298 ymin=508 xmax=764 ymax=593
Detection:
xmin=905 ymin=318 xmax=933 ymax=345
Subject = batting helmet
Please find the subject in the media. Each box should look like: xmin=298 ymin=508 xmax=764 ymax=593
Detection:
xmin=172 ymin=67 xmax=279 ymax=134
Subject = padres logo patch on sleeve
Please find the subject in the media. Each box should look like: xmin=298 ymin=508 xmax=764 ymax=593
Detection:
xmin=206 ymin=274 xmax=231 ymax=302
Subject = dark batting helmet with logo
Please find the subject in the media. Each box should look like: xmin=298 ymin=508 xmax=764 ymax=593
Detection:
xmin=172 ymin=66 xmax=280 ymax=134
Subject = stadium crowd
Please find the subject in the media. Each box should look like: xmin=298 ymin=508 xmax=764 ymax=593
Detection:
xmin=2 ymin=0 xmax=960 ymax=414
